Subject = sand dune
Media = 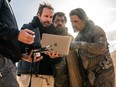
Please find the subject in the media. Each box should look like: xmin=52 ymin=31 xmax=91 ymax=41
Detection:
xmin=111 ymin=50 xmax=116 ymax=86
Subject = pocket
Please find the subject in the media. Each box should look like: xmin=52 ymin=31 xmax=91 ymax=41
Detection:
xmin=0 ymin=57 xmax=18 ymax=87
xmin=0 ymin=66 xmax=18 ymax=87
xmin=0 ymin=57 xmax=13 ymax=78
xmin=0 ymin=69 xmax=9 ymax=78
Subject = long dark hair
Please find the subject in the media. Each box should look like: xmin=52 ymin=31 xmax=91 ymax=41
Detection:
xmin=69 ymin=8 xmax=88 ymax=21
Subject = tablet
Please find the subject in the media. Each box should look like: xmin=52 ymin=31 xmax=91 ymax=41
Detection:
xmin=42 ymin=33 xmax=72 ymax=55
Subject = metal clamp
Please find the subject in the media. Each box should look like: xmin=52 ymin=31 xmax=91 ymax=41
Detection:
xmin=0 ymin=72 xmax=2 ymax=77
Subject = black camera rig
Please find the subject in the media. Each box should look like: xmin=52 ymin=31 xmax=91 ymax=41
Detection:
xmin=25 ymin=43 xmax=57 ymax=58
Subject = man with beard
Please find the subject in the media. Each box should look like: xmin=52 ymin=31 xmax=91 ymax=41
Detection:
xmin=52 ymin=12 xmax=68 ymax=35
xmin=17 ymin=3 xmax=66 ymax=87
xmin=52 ymin=12 xmax=70 ymax=87
xmin=52 ymin=12 xmax=83 ymax=87
xmin=70 ymin=8 xmax=115 ymax=87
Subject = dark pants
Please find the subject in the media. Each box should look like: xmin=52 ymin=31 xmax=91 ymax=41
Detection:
xmin=54 ymin=58 xmax=70 ymax=87
xmin=0 ymin=55 xmax=19 ymax=87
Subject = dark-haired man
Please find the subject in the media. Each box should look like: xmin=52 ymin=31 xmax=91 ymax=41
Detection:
xmin=52 ymin=12 xmax=70 ymax=87
xmin=70 ymin=8 xmax=115 ymax=87
xmin=53 ymin=12 xmax=83 ymax=87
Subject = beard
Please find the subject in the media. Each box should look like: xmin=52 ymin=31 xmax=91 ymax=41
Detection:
xmin=55 ymin=27 xmax=68 ymax=35
xmin=43 ymin=21 xmax=51 ymax=27
xmin=73 ymin=26 xmax=79 ymax=32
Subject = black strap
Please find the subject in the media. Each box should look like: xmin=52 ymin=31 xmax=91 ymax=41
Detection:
xmin=28 ymin=51 xmax=41 ymax=87
xmin=28 ymin=54 xmax=34 ymax=87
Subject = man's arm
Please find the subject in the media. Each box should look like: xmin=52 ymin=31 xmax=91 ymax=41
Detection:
xmin=0 ymin=0 xmax=19 ymax=40
xmin=0 ymin=22 xmax=35 ymax=44
xmin=0 ymin=22 xmax=20 ymax=40
xmin=71 ymin=27 xmax=107 ymax=55
xmin=0 ymin=0 xmax=35 ymax=44
xmin=0 ymin=0 xmax=2 ymax=9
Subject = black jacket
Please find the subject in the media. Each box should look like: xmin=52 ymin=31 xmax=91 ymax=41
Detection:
xmin=17 ymin=16 xmax=62 ymax=74
xmin=0 ymin=0 xmax=21 ymax=62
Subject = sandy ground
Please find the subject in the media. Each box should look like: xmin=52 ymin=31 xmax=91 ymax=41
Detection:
xmin=111 ymin=50 xmax=116 ymax=86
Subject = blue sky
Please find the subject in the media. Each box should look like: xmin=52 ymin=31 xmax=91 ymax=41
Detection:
xmin=11 ymin=0 xmax=116 ymax=52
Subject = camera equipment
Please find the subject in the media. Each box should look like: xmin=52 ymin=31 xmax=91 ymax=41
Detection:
xmin=31 ymin=45 xmax=52 ymax=58
xmin=25 ymin=43 xmax=57 ymax=58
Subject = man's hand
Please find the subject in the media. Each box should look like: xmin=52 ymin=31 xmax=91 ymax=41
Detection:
xmin=70 ymin=41 xmax=80 ymax=50
xmin=21 ymin=50 xmax=43 ymax=63
xmin=44 ymin=51 xmax=63 ymax=58
xmin=70 ymin=41 xmax=87 ymax=50
xmin=18 ymin=29 xmax=35 ymax=44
